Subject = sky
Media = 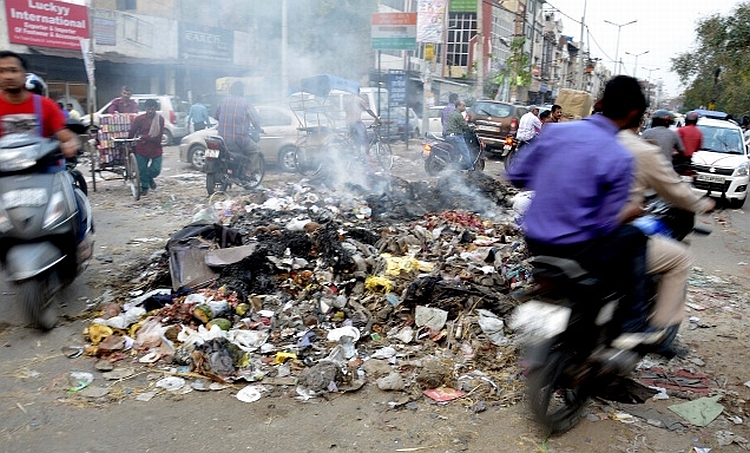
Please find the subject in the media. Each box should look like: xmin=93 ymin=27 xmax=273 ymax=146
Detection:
xmin=544 ymin=0 xmax=743 ymax=98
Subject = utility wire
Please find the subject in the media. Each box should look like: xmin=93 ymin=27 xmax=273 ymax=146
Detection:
xmin=585 ymin=26 xmax=613 ymax=63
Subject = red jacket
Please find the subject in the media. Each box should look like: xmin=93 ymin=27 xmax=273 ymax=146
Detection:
xmin=128 ymin=113 xmax=164 ymax=158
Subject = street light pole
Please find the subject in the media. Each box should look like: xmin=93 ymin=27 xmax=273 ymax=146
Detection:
xmin=624 ymin=50 xmax=649 ymax=77
xmin=641 ymin=66 xmax=659 ymax=105
xmin=603 ymin=19 xmax=636 ymax=74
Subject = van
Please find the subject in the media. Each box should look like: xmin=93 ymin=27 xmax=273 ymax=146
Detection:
xmin=80 ymin=94 xmax=189 ymax=145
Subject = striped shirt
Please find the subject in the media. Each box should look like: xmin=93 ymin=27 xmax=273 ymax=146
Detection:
xmin=216 ymin=96 xmax=260 ymax=148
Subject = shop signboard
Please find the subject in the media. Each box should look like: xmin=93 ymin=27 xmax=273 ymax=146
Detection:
xmin=179 ymin=23 xmax=233 ymax=62
xmin=5 ymin=0 xmax=90 ymax=50
xmin=417 ymin=0 xmax=447 ymax=43
xmin=387 ymin=70 xmax=407 ymax=107
xmin=371 ymin=13 xmax=417 ymax=50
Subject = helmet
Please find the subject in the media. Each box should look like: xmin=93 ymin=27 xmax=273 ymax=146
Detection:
xmin=25 ymin=73 xmax=48 ymax=97
xmin=685 ymin=111 xmax=700 ymax=124
xmin=650 ymin=109 xmax=674 ymax=128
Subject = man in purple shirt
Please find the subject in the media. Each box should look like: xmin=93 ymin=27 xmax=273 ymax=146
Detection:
xmin=107 ymin=86 xmax=138 ymax=114
xmin=440 ymin=93 xmax=459 ymax=137
xmin=507 ymin=75 xmax=661 ymax=349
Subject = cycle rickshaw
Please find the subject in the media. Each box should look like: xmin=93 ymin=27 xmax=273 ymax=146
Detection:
xmin=87 ymin=113 xmax=143 ymax=200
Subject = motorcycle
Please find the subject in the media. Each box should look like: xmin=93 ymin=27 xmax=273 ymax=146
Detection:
xmin=421 ymin=128 xmax=486 ymax=176
xmin=511 ymin=204 xmax=707 ymax=433
xmin=0 ymin=133 xmax=94 ymax=330
xmin=500 ymin=135 xmax=519 ymax=170
xmin=204 ymin=135 xmax=265 ymax=196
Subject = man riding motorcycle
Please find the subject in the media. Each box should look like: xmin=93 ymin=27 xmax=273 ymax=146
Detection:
xmin=617 ymin=126 xmax=715 ymax=357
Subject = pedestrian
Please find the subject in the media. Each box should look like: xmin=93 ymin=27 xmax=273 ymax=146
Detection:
xmin=107 ymin=86 xmax=139 ymax=114
xmin=444 ymin=101 xmax=474 ymax=170
xmin=440 ymin=93 xmax=459 ymax=137
xmin=127 ymin=99 xmax=164 ymax=196
xmin=66 ymin=103 xmax=81 ymax=120
xmin=507 ymin=75 xmax=663 ymax=350
xmin=187 ymin=96 xmax=210 ymax=132
xmin=57 ymin=102 xmax=69 ymax=119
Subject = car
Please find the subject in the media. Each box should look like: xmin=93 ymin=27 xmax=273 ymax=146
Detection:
xmin=179 ymin=105 xmax=301 ymax=172
xmin=466 ymin=100 xmax=529 ymax=151
xmin=690 ymin=116 xmax=750 ymax=208
xmin=81 ymin=94 xmax=189 ymax=146
xmin=381 ymin=107 xmax=421 ymax=141
xmin=428 ymin=106 xmax=445 ymax=135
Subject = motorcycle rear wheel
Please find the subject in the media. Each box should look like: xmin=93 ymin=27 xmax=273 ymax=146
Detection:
xmin=206 ymin=161 xmax=228 ymax=196
xmin=503 ymin=147 xmax=519 ymax=171
xmin=526 ymin=351 xmax=589 ymax=434
xmin=424 ymin=152 xmax=449 ymax=176
xmin=19 ymin=274 xmax=58 ymax=331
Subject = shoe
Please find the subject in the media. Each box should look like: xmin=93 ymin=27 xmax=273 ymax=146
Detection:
xmin=140 ymin=188 xmax=148 ymax=196
xmin=149 ymin=179 xmax=157 ymax=190
xmin=611 ymin=326 xmax=667 ymax=350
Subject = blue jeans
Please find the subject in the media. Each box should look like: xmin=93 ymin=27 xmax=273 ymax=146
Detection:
xmin=445 ymin=134 xmax=473 ymax=169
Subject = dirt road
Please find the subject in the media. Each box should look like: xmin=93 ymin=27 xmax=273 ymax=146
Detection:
xmin=1 ymin=142 xmax=750 ymax=452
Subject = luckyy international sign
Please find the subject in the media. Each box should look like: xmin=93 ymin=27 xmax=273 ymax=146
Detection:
xmin=5 ymin=0 xmax=90 ymax=50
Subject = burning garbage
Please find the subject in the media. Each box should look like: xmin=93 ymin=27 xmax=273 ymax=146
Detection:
xmin=81 ymin=172 xmax=533 ymax=403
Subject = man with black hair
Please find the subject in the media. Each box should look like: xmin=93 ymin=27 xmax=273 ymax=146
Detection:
xmin=550 ymin=104 xmax=563 ymax=122
xmin=0 ymin=50 xmax=78 ymax=158
xmin=440 ymin=93 xmax=459 ymax=137
xmin=107 ymin=85 xmax=138 ymax=114
xmin=507 ymin=75 xmax=662 ymax=349
xmin=128 ymin=99 xmax=164 ymax=195
xmin=215 ymin=81 xmax=261 ymax=156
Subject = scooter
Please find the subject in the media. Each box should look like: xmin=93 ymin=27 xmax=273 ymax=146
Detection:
xmin=0 ymin=133 xmax=94 ymax=330
xmin=421 ymin=128 xmax=486 ymax=176
xmin=204 ymin=135 xmax=266 ymax=196
xmin=511 ymin=205 xmax=706 ymax=433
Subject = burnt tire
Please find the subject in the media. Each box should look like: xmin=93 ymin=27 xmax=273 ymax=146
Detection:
xmin=19 ymin=275 xmax=58 ymax=331
xmin=526 ymin=351 xmax=589 ymax=434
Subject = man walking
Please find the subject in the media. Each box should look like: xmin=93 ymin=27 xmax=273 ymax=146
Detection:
xmin=188 ymin=96 xmax=210 ymax=132
xmin=128 ymin=99 xmax=164 ymax=196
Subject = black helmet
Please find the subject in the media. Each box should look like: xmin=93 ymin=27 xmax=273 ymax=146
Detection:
xmin=25 ymin=73 xmax=47 ymax=97
xmin=651 ymin=109 xmax=674 ymax=128
xmin=685 ymin=111 xmax=700 ymax=124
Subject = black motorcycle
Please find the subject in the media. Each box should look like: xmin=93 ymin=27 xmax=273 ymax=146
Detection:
xmin=513 ymin=204 xmax=707 ymax=433
xmin=421 ymin=128 xmax=485 ymax=175
xmin=204 ymin=136 xmax=265 ymax=196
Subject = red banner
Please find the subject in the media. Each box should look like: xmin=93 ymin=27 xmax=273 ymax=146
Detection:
xmin=5 ymin=0 xmax=90 ymax=50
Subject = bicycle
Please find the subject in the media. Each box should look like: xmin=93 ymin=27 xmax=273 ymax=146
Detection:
xmin=109 ymin=138 xmax=142 ymax=200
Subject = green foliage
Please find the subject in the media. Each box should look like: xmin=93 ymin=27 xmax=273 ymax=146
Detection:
xmin=494 ymin=37 xmax=530 ymax=88
xmin=672 ymin=2 xmax=750 ymax=115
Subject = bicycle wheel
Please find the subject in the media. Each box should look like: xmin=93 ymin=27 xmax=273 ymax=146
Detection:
xmin=241 ymin=153 xmax=265 ymax=189
xmin=371 ymin=140 xmax=393 ymax=171
xmin=295 ymin=138 xmax=323 ymax=176
xmin=127 ymin=153 xmax=141 ymax=200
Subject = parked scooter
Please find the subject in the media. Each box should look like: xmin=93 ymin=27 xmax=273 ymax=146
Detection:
xmin=421 ymin=129 xmax=486 ymax=175
xmin=204 ymin=135 xmax=265 ymax=196
xmin=511 ymin=204 xmax=706 ymax=433
xmin=0 ymin=132 xmax=94 ymax=330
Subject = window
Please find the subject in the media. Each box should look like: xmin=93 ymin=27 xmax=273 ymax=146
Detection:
xmin=446 ymin=13 xmax=476 ymax=69
xmin=116 ymin=0 xmax=136 ymax=10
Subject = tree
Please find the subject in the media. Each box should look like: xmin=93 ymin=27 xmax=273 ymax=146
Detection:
xmin=672 ymin=2 xmax=750 ymax=114
xmin=492 ymin=37 xmax=530 ymax=103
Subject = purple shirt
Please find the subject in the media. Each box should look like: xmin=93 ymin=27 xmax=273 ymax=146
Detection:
xmin=107 ymin=97 xmax=139 ymax=114
xmin=507 ymin=114 xmax=633 ymax=245
xmin=216 ymin=96 xmax=260 ymax=148
xmin=441 ymin=103 xmax=456 ymax=136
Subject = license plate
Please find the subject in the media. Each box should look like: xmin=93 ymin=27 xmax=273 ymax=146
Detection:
xmin=509 ymin=300 xmax=571 ymax=341
xmin=476 ymin=125 xmax=499 ymax=132
xmin=204 ymin=149 xmax=220 ymax=158
xmin=696 ymin=174 xmax=725 ymax=184
xmin=2 ymin=188 xmax=47 ymax=209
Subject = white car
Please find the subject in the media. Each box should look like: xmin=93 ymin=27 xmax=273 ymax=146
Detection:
xmin=691 ymin=117 xmax=750 ymax=208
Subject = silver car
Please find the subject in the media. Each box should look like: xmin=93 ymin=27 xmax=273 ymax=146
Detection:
xmin=179 ymin=105 xmax=301 ymax=172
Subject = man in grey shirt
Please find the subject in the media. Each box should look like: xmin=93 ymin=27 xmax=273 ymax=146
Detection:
xmin=641 ymin=109 xmax=684 ymax=162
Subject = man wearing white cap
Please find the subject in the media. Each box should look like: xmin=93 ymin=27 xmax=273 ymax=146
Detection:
xmin=516 ymin=105 xmax=542 ymax=146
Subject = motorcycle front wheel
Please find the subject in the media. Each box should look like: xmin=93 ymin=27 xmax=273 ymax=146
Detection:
xmin=19 ymin=274 xmax=58 ymax=331
xmin=526 ymin=351 xmax=589 ymax=434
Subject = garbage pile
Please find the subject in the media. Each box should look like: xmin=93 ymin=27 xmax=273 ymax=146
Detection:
xmin=83 ymin=173 xmax=535 ymax=403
